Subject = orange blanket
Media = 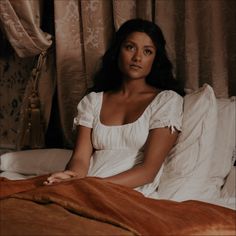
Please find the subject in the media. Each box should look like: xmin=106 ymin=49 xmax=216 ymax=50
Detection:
xmin=1 ymin=176 xmax=236 ymax=235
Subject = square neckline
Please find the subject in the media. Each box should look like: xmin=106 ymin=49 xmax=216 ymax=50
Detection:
xmin=98 ymin=90 xmax=166 ymax=127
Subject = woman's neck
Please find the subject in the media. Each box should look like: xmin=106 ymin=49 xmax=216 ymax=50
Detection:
xmin=120 ymin=79 xmax=157 ymax=96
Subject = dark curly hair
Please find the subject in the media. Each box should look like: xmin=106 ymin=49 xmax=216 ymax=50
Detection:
xmin=90 ymin=18 xmax=185 ymax=96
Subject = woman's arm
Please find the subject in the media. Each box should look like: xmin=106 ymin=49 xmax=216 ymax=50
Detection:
xmin=44 ymin=125 xmax=93 ymax=185
xmin=66 ymin=125 xmax=93 ymax=176
xmin=103 ymin=127 xmax=179 ymax=188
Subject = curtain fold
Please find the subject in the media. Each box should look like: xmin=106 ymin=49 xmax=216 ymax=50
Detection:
xmin=54 ymin=0 xmax=85 ymax=147
xmin=155 ymin=0 xmax=236 ymax=97
xmin=54 ymin=0 xmax=115 ymax=146
xmin=0 ymin=0 xmax=52 ymax=57
xmin=112 ymin=0 xmax=136 ymax=30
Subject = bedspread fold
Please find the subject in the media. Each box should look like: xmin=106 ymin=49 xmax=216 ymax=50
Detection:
xmin=0 ymin=176 xmax=236 ymax=235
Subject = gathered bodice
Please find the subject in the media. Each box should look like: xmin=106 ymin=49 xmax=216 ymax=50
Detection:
xmin=73 ymin=90 xmax=183 ymax=197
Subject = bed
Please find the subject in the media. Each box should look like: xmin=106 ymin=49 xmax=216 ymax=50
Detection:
xmin=0 ymin=84 xmax=235 ymax=235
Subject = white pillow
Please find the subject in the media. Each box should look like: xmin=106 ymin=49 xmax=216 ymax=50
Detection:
xmin=0 ymin=149 xmax=72 ymax=175
xmin=221 ymin=166 xmax=236 ymax=199
xmin=210 ymin=97 xmax=236 ymax=193
xmin=156 ymin=84 xmax=218 ymax=201
xmin=0 ymin=171 xmax=36 ymax=180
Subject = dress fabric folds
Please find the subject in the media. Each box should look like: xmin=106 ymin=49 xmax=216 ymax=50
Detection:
xmin=73 ymin=91 xmax=183 ymax=197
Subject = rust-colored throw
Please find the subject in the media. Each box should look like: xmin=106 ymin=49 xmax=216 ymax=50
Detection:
xmin=0 ymin=176 xmax=235 ymax=236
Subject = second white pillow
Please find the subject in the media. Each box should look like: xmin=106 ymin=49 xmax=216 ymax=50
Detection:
xmin=155 ymin=84 xmax=218 ymax=201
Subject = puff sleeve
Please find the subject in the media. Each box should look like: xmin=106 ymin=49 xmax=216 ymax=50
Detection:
xmin=73 ymin=92 xmax=96 ymax=128
xmin=149 ymin=91 xmax=183 ymax=133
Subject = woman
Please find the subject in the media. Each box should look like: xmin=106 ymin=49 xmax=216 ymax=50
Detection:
xmin=45 ymin=19 xmax=185 ymax=197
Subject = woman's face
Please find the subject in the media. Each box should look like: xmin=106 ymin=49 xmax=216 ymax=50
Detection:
xmin=118 ymin=32 xmax=156 ymax=81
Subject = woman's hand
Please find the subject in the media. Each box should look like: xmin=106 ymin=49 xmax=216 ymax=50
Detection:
xmin=43 ymin=170 xmax=79 ymax=185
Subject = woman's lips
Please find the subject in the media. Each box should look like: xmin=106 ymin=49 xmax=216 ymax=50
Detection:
xmin=130 ymin=64 xmax=142 ymax=69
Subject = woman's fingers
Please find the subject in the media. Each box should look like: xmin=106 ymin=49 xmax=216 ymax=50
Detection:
xmin=43 ymin=171 xmax=79 ymax=185
xmin=43 ymin=178 xmax=59 ymax=185
xmin=44 ymin=176 xmax=67 ymax=185
xmin=43 ymin=172 xmax=67 ymax=185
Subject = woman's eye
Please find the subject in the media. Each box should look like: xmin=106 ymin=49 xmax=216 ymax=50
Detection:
xmin=144 ymin=49 xmax=153 ymax=55
xmin=125 ymin=44 xmax=135 ymax=51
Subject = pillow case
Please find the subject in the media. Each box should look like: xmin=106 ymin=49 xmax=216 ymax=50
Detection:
xmin=0 ymin=171 xmax=36 ymax=180
xmin=0 ymin=149 xmax=72 ymax=175
xmin=221 ymin=166 xmax=236 ymax=199
xmin=156 ymin=84 xmax=218 ymax=201
xmin=210 ymin=97 xmax=236 ymax=194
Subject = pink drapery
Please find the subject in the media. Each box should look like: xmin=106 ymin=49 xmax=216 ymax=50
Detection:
xmin=0 ymin=0 xmax=54 ymax=149
xmin=0 ymin=0 xmax=52 ymax=57
xmin=155 ymin=0 xmax=236 ymax=97
xmin=0 ymin=0 xmax=235 ymax=150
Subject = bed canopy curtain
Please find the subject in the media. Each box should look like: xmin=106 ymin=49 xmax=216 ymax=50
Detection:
xmin=0 ymin=0 xmax=54 ymax=150
xmin=0 ymin=0 xmax=235 ymax=150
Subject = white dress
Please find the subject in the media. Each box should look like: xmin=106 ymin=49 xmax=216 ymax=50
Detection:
xmin=73 ymin=90 xmax=183 ymax=197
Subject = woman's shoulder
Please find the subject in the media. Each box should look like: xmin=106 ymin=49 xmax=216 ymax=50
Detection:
xmin=149 ymin=90 xmax=183 ymax=113
xmin=77 ymin=92 xmax=103 ymax=111
xmin=82 ymin=91 xmax=102 ymax=102
xmin=154 ymin=90 xmax=183 ymax=103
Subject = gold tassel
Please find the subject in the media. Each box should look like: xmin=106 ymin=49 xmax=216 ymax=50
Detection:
xmin=17 ymin=92 xmax=45 ymax=149
xmin=17 ymin=51 xmax=47 ymax=150
xmin=18 ymin=107 xmax=31 ymax=148
xmin=28 ymin=92 xmax=45 ymax=148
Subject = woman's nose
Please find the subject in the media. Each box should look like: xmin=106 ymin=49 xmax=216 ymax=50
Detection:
xmin=132 ymin=50 xmax=142 ymax=62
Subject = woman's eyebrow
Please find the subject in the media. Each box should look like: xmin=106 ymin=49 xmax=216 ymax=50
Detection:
xmin=123 ymin=40 xmax=155 ymax=49
xmin=143 ymin=45 xmax=155 ymax=49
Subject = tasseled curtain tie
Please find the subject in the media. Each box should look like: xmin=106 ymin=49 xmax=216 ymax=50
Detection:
xmin=17 ymin=51 xmax=47 ymax=149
